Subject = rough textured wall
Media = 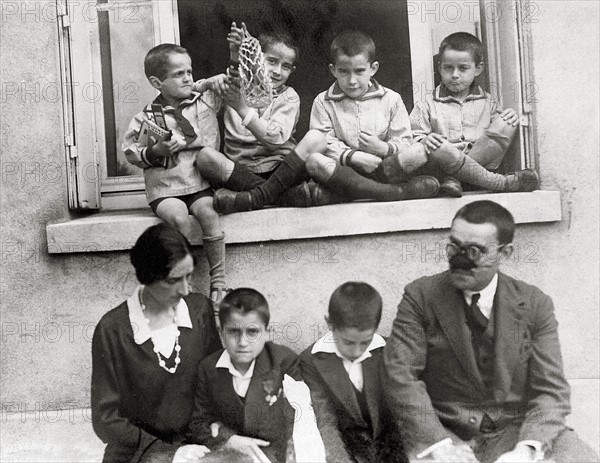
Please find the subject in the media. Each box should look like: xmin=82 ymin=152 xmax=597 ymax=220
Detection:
xmin=0 ymin=0 xmax=598 ymax=449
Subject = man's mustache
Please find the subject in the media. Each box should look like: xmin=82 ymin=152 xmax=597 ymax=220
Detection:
xmin=449 ymin=253 xmax=477 ymax=271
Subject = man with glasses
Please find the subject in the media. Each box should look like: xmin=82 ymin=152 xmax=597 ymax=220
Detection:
xmin=383 ymin=200 xmax=596 ymax=462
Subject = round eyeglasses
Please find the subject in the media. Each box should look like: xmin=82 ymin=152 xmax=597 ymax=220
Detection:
xmin=445 ymin=242 xmax=505 ymax=262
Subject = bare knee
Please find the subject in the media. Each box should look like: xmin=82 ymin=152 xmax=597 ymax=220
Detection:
xmin=196 ymin=147 xmax=232 ymax=184
xmin=306 ymin=152 xmax=336 ymax=182
xmin=296 ymin=130 xmax=327 ymax=159
xmin=164 ymin=214 xmax=190 ymax=233
xmin=487 ymin=117 xmax=518 ymax=140
xmin=190 ymin=198 xmax=221 ymax=234
xmin=429 ymin=140 xmax=461 ymax=164
xmin=398 ymin=143 xmax=428 ymax=173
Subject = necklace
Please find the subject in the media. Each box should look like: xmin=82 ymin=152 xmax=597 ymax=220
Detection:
xmin=139 ymin=289 xmax=181 ymax=374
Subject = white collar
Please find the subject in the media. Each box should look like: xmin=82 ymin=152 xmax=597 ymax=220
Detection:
xmin=128 ymin=285 xmax=193 ymax=345
xmin=311 ymin=332 xmax=386 ymax=364
xmin=464 ymin=273 xmax=499 ymax=309
xmin=216 ymin=350 xmax=256 ymax=379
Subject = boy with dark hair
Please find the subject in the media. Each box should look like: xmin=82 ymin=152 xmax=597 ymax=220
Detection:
xmin=381 ymin=31 xmax=539 ymax=196
xmin=195 ymin=24 xmax=328 ymax=213
xmin=307 ymin=30 xmax=439 ymax=203
xmin=122 ymin=43 xmax=229 ymax=302
xmin=300 ymin=282 xmax=407 ymax=463
xmin=187 ymin=288 xmax=301 ymax=463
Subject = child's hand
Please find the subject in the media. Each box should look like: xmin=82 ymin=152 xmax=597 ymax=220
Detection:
xmin=151 ymin=138 xmax=186 ymax=158
xmin=223 ymin=435 xmax=271 ymax=463
xmin=228 ymin=22 xmax=246 ymax=63
xmin=358 ymin=130 xmax=388 ymax=158
xmin=225 ymin=78 xmax=246 ymax=113
xmin=172 ymin=444 xmax=210 ymax=463
xmin=205 ymin=74 xmax=228 ymax=98
xmin=349 ymin=151 xmax=382 ymax=175
xmin=498 ymin=108 xmax=519 ymax=126
xmin=422 ymin=133 xmax=446 ymax=153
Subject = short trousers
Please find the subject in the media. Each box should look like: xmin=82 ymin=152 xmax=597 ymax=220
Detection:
xmin=149 ymin=188 xmax=213 ymax=213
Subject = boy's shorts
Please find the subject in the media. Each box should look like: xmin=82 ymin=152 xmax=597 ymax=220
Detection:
xmin=149 ymin=188 xmax=213 ymax=213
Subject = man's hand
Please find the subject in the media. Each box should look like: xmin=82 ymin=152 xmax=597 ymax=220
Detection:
xmin=430 ymin=441 xmax=479 ymax=462
xmin=493 ymin=444 xmax=537 ymax=462
xmin=422 ymin=133 xmax=446 ymax=154
xmin=172 ymin=444 xmax=210 ymax=462
xmin=358 ymin=130 xmax=388 ymax=157
xmin=349 ymin=151 xmax=382 ymax=175
xmin=223 ymin=435 xmax=271 ymax=463
xmin=498 ymin=108 xmax=519 ymax=126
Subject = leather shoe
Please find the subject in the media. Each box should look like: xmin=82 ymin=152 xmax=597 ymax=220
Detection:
xmin=276 ymin=182 xmax=312 ymax=207
xmin=439 ymin=176 xmax=463 ymax=197
xmin=309 ymin=182 xmax=344 ymax=206
xmin=505 ymin=168 xmax=540 ymax=192
xmin=213 ymin=188 xmax=253 ymax=214
xmin=405 ymin=175 xmax=440 ymax=199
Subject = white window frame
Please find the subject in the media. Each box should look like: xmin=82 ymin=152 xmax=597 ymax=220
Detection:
xmin=60 ymin=0 xmax=536 ymax=212
xmin=58 ymin=0 xmax=179 ymax=210
xmin=408 ymin=0 xmax=537 ymax=172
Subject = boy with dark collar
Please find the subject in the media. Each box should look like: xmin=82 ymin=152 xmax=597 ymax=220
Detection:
xmin=300 ymin=282 xmax=407 ymax=463
xmin=187 ymin=288 xmax=300 ymax=463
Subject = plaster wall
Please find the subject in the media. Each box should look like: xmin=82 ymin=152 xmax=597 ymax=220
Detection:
xmin=0 ymin=0 xmax=598 ymax=454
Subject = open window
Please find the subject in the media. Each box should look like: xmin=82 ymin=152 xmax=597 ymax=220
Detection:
xmin=60 ymin=0 xmax=536 ymax=212
xmin=58 ymin=0 xmax=180 ymax=210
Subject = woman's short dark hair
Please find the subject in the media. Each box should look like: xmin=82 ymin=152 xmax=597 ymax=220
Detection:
xmin=130 ymin=223 xmax=195 ymax=285
xmin=218 ymin=288 xmax=270 ymax=328
xmin=328 ymin=282 xmax=382 ymax=331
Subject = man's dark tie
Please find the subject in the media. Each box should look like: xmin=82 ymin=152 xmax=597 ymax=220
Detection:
xmin=470 ymin=293 xmax=488 ymax=331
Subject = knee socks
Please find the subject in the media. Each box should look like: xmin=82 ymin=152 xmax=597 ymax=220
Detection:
xmin=202 ymin=233 xmax=226 ymax=290
xmin=325 ymin=165 xmax=405 ymax=201
xmin=234 ymin=150 xmax=307 ymax=210
xmin=223 ymin=163 xmax=264 ymax=191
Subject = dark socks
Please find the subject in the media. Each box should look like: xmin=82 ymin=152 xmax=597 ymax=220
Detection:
xmin=238 ymin=150 xmax=306 ymax=209
xmin=325 ymin=165 xmax=405 ymax=201
xmin=224 ymin=163 xmax=264 ymax=191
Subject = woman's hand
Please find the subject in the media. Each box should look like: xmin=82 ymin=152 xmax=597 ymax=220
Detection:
xmin=223 ymin=435 xmax=271 ymax=463
xmin=172 ymin=444 xmax=210 ymax=462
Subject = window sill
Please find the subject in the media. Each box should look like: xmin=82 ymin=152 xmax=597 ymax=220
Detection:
xmin=46 ymin=191 xmax=561 ymax=254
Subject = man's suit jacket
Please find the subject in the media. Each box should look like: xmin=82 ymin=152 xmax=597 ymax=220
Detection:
xmin=187 ymin=342 xmax=300 ymax=463
xmin=301 ymin=344 xmax=405 ymax=463
xmin=383 ymin=271 xmax=571 ymax=455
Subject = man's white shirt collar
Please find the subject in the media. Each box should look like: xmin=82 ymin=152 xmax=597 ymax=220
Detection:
xmin=128 ymin=285 xmax=193 ymax=345
xmin=216 ymin=350 xmax=256 ymax=397
xmin=463 ymin=273 xmax=498 ymax=319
